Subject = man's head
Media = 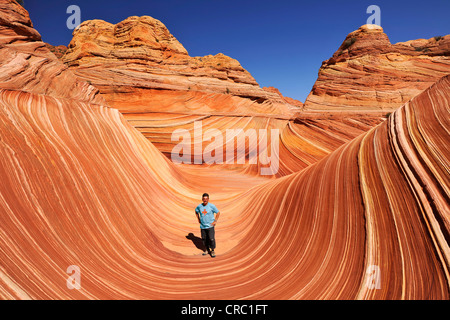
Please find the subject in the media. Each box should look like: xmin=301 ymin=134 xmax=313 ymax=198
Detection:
xmin=202 ymin=193 xmax=209 ymax=205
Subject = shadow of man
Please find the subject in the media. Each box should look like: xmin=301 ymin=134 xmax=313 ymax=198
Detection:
xmin=186 ymin=233 xmax=206 ymax=252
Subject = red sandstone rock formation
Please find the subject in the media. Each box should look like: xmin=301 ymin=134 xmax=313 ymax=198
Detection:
xmin=263 ymin=86 xmax=303 ymax=108
xmin=0 ymin=1 xmax=104 ymax=105
xmin=45 ymin=43 xmax=67 ymax=59
xmin=303 ymin=24 xmax=450 ymax=112
xmin=0 ymin=0 xmax=449 ymax=300
xmin=61 ymin=16 xmax=300 ymax=118
xmin=58 ymin=15 xmax=388 ymax=177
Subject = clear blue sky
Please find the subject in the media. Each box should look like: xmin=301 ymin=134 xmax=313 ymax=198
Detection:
xmin=24 ymin=0 xmax=449 ymax=102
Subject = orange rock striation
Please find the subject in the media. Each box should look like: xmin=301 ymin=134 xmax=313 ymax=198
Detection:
xmin=0 ymin=1 xmax=104 ymax=105
xmin=45 ymin=43 xmax=67 ymax=59
xmin=59 ymin=16 xmax=392 ymax=176
xmin=0 ymin=0 xmax=449 ymax=300
xmin=61 ymin=16 xmax=300 ymax=118
xmin=303 ymin=24 xmax=450 ymax=112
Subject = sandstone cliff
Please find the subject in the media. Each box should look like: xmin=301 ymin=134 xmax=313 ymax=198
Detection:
xmin=0 ymin=1 xmax=104 ymax=104
xmin=303 ymin=24 xmax=450 ymax=111
xmin=61 ymin=16 xmax=300 ymax=117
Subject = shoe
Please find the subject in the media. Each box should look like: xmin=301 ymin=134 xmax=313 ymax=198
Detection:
xmin=211 ymin=251 xmax=216 ymax=258
xmin=202 ymin=251 xmax=209 ymax=256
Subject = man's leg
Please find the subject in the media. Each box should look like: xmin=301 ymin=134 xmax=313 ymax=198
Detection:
xmin=201 ymin=228 xmax=209 ymax=254
xmin=208 ymin=227 xmax=216 ymax=257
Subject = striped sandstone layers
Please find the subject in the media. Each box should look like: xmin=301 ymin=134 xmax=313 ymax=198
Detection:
xmin=303 ymin=24 xmax=450 ymax=112
xmin=59 ymin=16 xmax=390 ymax=175
xmin=0 ymin=0 xmax=449 ymax=299
xmin=61 ymin=16 xmax=301 ymax=118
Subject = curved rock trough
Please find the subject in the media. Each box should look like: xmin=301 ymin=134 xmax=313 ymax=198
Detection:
xmin=0 ymin=0 xmax=449 ymax=299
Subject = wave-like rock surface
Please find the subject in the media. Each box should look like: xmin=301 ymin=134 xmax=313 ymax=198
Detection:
xmin=58 ymin=15 xmax=391 ymax=176
xmin=1 ymin=74 xmax=448 ymax=299
xmin=58 ymin=15 xmax=312 ymax=174
xmin=0 ymin=0 xmax=449 ymax=299
xmin=303 ymin=24 xmax=450 ymax=112
xmin=126 ymin=111 xmax=385 ymax=176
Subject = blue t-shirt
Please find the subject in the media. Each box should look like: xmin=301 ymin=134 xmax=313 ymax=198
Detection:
xmin=195 ymin=203 xmax=219 ymax=229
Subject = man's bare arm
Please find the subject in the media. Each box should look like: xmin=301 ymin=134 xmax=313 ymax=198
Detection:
xmin=211 ymin=211 xmax=220 ymax=226
xmin=195 ymin=212 xmax=201 ymax=224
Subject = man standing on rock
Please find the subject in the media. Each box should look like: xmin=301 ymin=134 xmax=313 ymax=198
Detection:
xmin=195 ymin=193 xmax=220 ymax=257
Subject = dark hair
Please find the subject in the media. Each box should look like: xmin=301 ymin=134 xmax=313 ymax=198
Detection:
xmin=202 ymin=193 xmax=209 ymax=198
